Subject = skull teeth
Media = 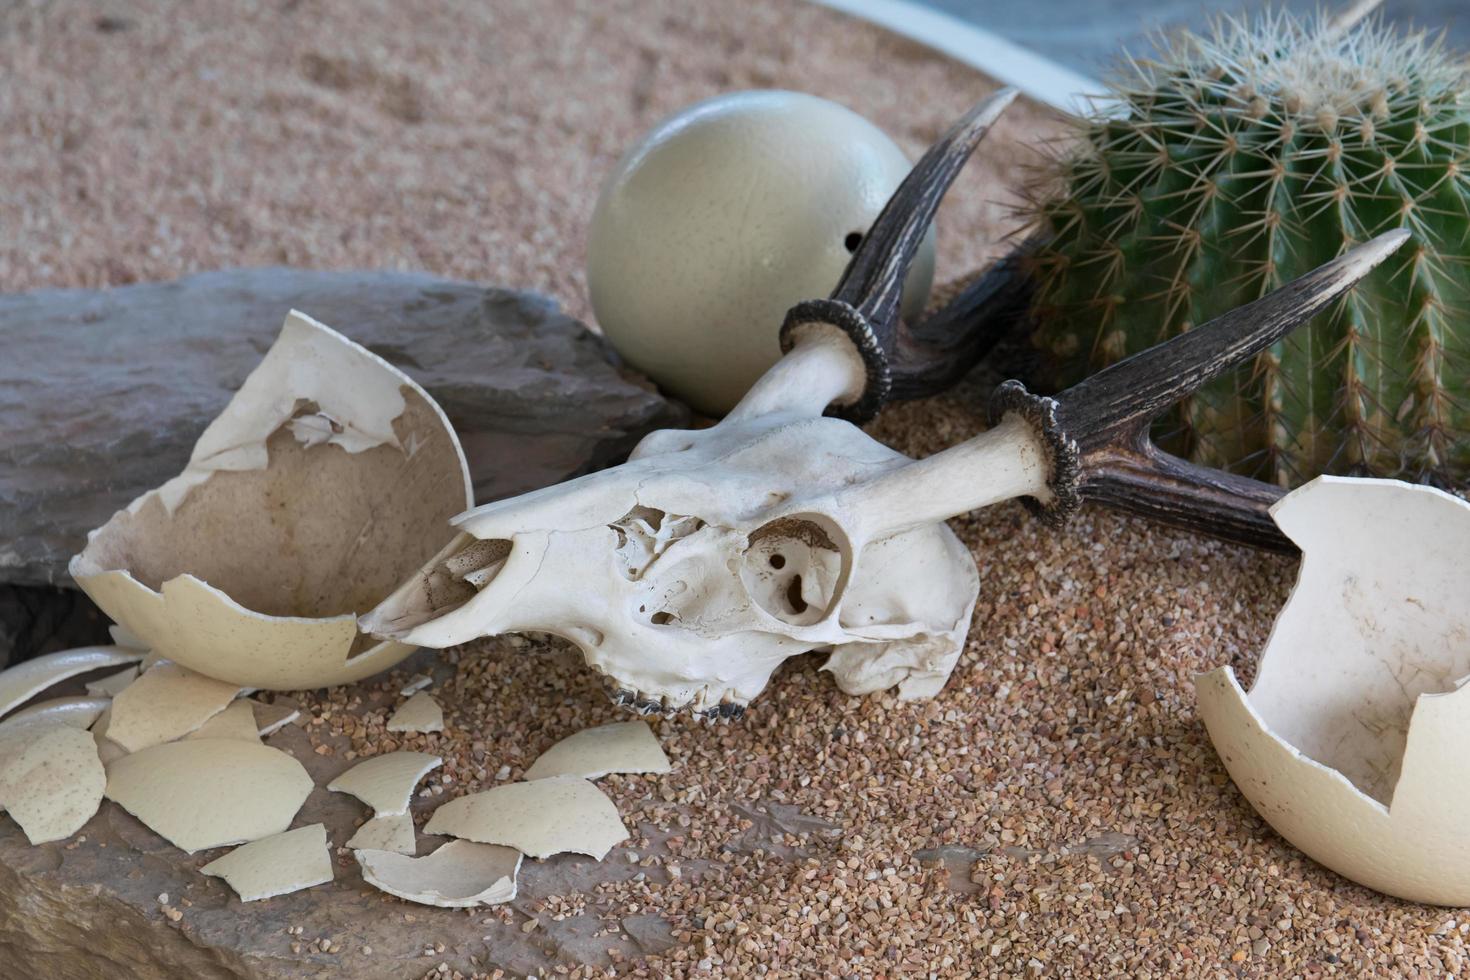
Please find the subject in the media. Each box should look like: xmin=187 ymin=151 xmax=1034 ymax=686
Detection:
xmin=603 ymin=678 xmax=747 ymax=721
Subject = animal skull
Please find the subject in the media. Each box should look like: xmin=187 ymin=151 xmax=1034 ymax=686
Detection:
xmin=363 ymin=328 xmax=1051 ymax=716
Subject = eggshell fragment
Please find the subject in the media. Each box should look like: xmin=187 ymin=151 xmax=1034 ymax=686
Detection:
xmin=525 ymin=720 xmax=671 ymax=781
xmin=346 ymin=812 xmax=416 ymax=855
xmin=386 ymin=692 xmax=443 ymax=734
xmin=0 ymin=697 xmax=112 ymax=736
xmin=1196 ymin=476 xmax=1470 ymax=905
xmin=356 ymin=839 xmax=521 ymax=907
xmin=185 ymin=700 xmax=260 ymax=743
xmin=327 ymin=751 xmax=441 ymax=816
xmin=106 ymin=662 xmax=242 ymax=752
xmin=200 ymin=824 xmax=334 ymax=902
xmin=104 ymin=739 xmax=313 ymax=853
xmin=85 ymin=665 xmax=139 ymax=698
xmin=68 ymin=312 xmax=473 ymax=690
xmin=424 ymin=776 xmax=628 ymax=859
xmin=253 ymin=702 xmax=301 ymax=737
xmin=0 ymin=646 xmax=142 ymax=720
xmin=0 ymin=725 xmax=106 ymax=843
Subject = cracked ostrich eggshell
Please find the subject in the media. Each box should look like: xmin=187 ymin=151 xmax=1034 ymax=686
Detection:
xmin=0 ymin=724 xmax=106 ymax=844
xmin=1196 ymin=476 xmax=1470 ymax=906
xmin=425 ymin=776 xmax=628 ymax=859
xmin=327 ymin=750 xmax=441 ymax=815
xmin=524 ymin=720 xmax=671 ymax=781
xmin=68 ymin=311 xmax=472 ymax=690
xmin=0 ymin=697 xmax=111 ymax=736
xmin=346 ymin=812 xmax=416 ymax=854
xmin=587 ymin=90 xmax=934 ymax=415
xmin=357 ymin=839 xmax=521 ymax=907
xmin=0 ymin=646 xmax=142 ymax=720
xmin=104 ymin=739 xmax=313 ymax=853
xmin=200 ymin=824 xmax=334 ymax=902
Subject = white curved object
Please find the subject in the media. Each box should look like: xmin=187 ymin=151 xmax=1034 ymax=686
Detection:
xmin=588 ymin=90 xmax=934 ymax=415
xmin=69 ymin=312 xmax=473 ymax=690
xmin=1197 ymin=476 xmax=1470 ymax=906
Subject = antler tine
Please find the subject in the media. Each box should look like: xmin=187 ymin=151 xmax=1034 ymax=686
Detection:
xmin=779 ymin=88 xmax=1019 ymax=424
xmin=831 ymin=88 xmax=1019 ymax=328
xmin=887 ymin=235 xmax=1041 ymax=403
xmin=990 ymin=229 xmax=1411 ymax=550
xmin=1055 ymin=230 xmax=1410 ymax=451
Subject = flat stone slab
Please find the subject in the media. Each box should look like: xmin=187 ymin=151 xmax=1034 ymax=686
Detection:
xmin=1 ymin=267 xmax=684 ymax=591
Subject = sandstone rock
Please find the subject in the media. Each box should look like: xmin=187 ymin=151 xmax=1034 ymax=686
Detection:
xmin=0 ymin=268 xmax=686 ymax=591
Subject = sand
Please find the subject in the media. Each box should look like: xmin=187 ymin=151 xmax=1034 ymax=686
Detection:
xmin=4 ymin=0 xmax=1468 ymax=977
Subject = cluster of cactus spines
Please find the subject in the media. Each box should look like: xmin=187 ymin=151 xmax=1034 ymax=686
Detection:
xmin=1025 ymin=8 xmax=1470 ymax=487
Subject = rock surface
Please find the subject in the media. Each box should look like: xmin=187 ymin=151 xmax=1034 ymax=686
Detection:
xmin=1 ymin=268 xmax=685 ymax=591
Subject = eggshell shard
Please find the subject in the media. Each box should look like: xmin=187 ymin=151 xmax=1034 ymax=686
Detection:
xmin=356 ymin=839 xmax=521 ymax=907
xmin=1196 ymin=476 xmax=1470 ymax=906
xmin=184 ymin=700 xmax=261 ymax=743
xmin=104 ymin=739 xmax=314 ymax=853
xmin=327 ymin=751 xmax=442 ymax=816
xmin=0 ymin=725 xmax=106 ymax=844
xmin=424 ymin=776 xmax=628 ymax=860
xmin=68 ymin=311 xmax=473 ymax=690
xmin=346 ymin=812 xmax=416 ymax=855
xmin=200 ymin=823 xmax=334 ymax=902
xmin=253 ymin=702 xmax=301 ymax=738
xmin=386 ymin=693 xmax=444 ymax=734
xmin=85 ymin=665 xmax=140 ymax=698
xmin=106 ymin=662 xmax=242 ymax=752
xmin=0 ymin=646 xmax=142 ymax=720
xmin=524 ymin=720 xmax=671 ymax=781
xmin=0 ymin=697 xmax=112 ymax=736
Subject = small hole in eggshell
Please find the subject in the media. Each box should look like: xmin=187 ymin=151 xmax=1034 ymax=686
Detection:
xmin=769 ymin=554 xmax=786 ymax=569
xmin=844 ymin=231 xmax=863 ymax=253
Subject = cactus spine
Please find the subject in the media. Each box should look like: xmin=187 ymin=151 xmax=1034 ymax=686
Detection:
xmin=1026 ymin=11 xmax=1470 ymax=486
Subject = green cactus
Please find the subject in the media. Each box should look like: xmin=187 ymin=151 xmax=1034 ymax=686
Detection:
xmin=1025 ymin=10 xmax=1470 ymax=486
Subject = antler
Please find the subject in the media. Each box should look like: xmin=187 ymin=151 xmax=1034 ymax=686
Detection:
xmin=759 ymin=88 xmax=1020 ymax=424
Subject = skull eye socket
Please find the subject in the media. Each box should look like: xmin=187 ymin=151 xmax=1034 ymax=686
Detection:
xmin=741 ymin=516 xmax=848 ymax=627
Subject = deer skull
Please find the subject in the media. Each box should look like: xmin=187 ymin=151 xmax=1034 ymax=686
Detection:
xmin=363 ymin=325 xmax=1053 ymax=716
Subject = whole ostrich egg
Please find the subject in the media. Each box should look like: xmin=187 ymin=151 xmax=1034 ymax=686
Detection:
xmin=587 ymin=90 xmax=935 ymax=416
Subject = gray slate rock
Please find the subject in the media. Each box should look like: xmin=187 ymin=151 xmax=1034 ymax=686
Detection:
xmin=1 ymin=268 xmax=687 ymax=592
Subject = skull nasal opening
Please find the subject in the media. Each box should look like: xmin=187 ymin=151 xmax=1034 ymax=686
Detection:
xmin=740 ymin=515 xmax=849 ymax=627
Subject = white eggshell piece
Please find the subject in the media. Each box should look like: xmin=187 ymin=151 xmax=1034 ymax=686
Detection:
xmin=587 ymin=90 xmax=934 ymax=415
xmin=0 ymin=646 xmax=142 ymax=720
xmin=399 ymin=674 xmax=433 ymax=697
xmin=185 ymin=700 xmax=261 ymax=743
xmin=327 ymin=751 xmax=441 ymax=816
xmin=106 ymin=662 xmax=242 ymax=752
xmin=68 ymin=312 xmax=473 ymax=691
xmin=386 ymin=692 xmax=443 ymax=734
xmin=524 ymin=720 xmax=671 ymax=781
xmin=104 ymin=739 xmax=313 ymax=853
xmin=0 ymin=725 xmax=106 ymax=844
xmin=424 ymin=776 xmax=628 ymax=860
xmin=108 ymin=624 xmax=148 ymax=650
xmin=1196 ymin=476 xmax=1470 ymax=905
xmin=0 ymin=697 xmax=112 ymax=736
xmin=356 ymin=839 xmax=521 ymax=907
xmin=200 ymin=823 xmax=334 ymax=902
xmin=346 ymin=812 xmax=416 ymax=855
xmin=84 ymin=665 xmax=140 ymax=698
xmin=253 ymin=701 xmax=301 ymax=738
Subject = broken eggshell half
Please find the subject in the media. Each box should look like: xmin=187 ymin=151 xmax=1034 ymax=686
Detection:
xmin=68 ymin=311 xmax=473 ymax=690
xmin=1196 ymin=476 xmax=1470 ymax=906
